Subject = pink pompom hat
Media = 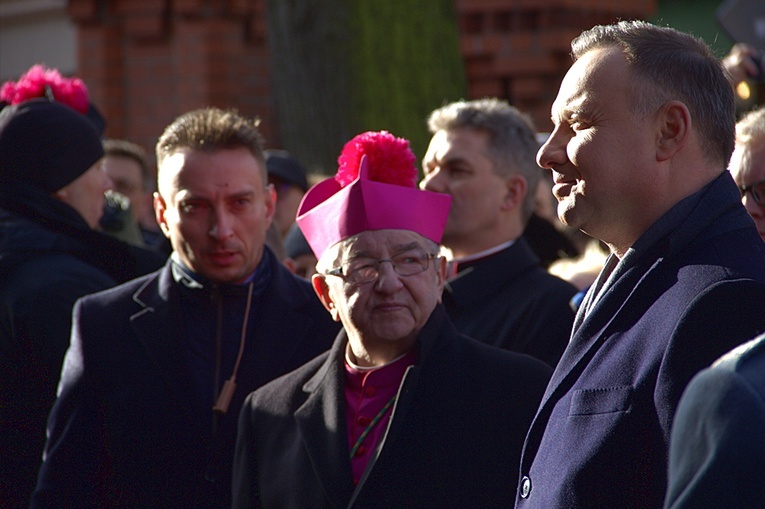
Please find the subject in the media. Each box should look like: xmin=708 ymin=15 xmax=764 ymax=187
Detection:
xmin=296 ymin=131 xmax=452 ymax=259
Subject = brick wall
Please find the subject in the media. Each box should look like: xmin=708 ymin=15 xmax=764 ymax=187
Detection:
xmin=67 ymin=0 xmax=275 ymax=165
xmin=67 ymin=0 xmax=655 ymax=160
xmin=455 ymin=0 xmax=657 ymax=132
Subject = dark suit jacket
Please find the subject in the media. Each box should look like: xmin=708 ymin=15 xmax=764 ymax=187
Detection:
xmin=444 ymin=236 xmax=578 ymax=368
xmin=233 ymin=305 xmax=552 ymax=508
xmin=31 ymin=253 xmax=339 ymax=509
xmin=515 ymin=173 xmax=765 ymax=509
xmin=665 ymin=333 xmax=765 ymax=509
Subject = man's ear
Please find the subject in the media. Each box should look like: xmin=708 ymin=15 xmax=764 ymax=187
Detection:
xmin=264 ymin=183 xmax=277 ymax=226
xmin=501 ymin=174 xmax=527 ymax=212
xmin=52 ymin=188 xmax=68 ymax=201
xmin=311 ymin=274 xmax=340 ymax=321
xmin=153 ymin=192 xmax=171 ymax=238
xmin=656 ymin=100 xmax=690 ymax=162
xmin=435 ymin=255 xmax=447 ymax=303
xmin=283 ymin=257 xmax=297 ymax=274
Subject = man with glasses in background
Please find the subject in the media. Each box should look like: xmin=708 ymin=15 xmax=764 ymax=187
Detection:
xmin=232 ymin=131 xmax=552 ymax=508
xmin=729 ymin=106 xmax=765 ymax=242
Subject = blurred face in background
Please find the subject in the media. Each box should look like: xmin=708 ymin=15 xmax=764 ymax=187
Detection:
xmin=54 ymin=159 xmax=112 ymax=229
xmin=269 ymin=176 xmax=305 ymax=237
xmin=729 ymin=137 xmax=765 ymax=242
xmin=103 ymin=154 xmax=149 ymax=224
xmin=421 ymin=128 xmax=511 ymax=257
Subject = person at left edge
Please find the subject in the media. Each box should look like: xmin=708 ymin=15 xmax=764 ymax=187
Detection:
xmin=232 ymin=131 xmax=552 ymax=508
xmin=0 ymin=68 xmax=165 ymax=508
xmin=31 ymin=107 xmax=340 ymax=509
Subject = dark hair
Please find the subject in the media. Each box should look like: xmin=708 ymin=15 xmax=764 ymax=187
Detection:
xmin=103 ymin=138 xmax=150 ymax=189
xmin=156 ymin=107 xmax=266 ymax=179
xmin=572 ymin=20 xmax=735 ymax=167
xmin=427 ymin=98 xmax=541 ymax=222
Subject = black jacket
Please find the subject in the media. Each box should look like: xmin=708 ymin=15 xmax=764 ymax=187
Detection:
xmin=233 ymin=305 xmax=552 ymax=508
xmin=0 ymin=183 xmax=164 ymax=508
xmin=31 ymin=254 xmax=339 ymax=509
xmin=444 ymin=236 xmax=578 ymax=368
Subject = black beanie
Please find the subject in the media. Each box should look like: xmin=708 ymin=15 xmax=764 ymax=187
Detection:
xmin=0 ymin=99 xmax=105 ymax=193
xmin=265 ymin=149 xmax=309 ymax=192
xmin=283 ymin=222 xmax=313 ymax=259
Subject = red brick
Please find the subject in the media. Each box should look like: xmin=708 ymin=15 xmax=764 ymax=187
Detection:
xmin=494 ymin=53 xmax=559 ymax=74
xmin=230 ymin=0 xmax=256 ymax=16
xmin=172 ymin=0 xmax=206 ymax=16
xmin=511 ymin=76 xmax=549 ymax=100
xmin=506 ymin=32 xmax=534 ymax=53
xmin=115 ymin=0 xmax=164 ymax=16
xmin=538 ymin=28 xmax=582 ymax=51
xmin=67 ymin=0 xmax=98 ymax=23
xmin=465 ymin=55 xmax=494 ymax=78
xmin=460 ymin=33 xmax=503 ymax=57
xmin=468 ymin=78 xmax=504 ymax=99
xmin=124 ymin=14 xmax=167 ymax=39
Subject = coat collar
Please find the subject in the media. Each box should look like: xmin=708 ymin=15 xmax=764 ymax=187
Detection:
xmin=445 ymin=237 xmax=540 ymax=309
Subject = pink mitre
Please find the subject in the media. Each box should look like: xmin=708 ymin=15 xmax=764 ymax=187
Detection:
xmin=296 ymin=130 xmax=452 ymax=259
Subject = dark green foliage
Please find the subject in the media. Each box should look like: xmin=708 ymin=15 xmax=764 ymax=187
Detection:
xmin=266 ymin=0 xmax=466 ymax=175
xmin=348 ymin=0 xmax=467 ymax=167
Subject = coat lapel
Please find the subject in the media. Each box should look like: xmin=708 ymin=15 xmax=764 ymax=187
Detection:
xmin=445 ymin=237 xmax=539 ymax=309
xmin=544 ymin=260 xmax=651 ymax=397
xmin=294 ymin=334 xmax=355 ymax=508
xmin=521 ymin=173 xmax=759 ymax=476
xmin=129 ymin=265 xmax=197 ymax=425
xmin=519 ymin=257 xmax=655 ymax=472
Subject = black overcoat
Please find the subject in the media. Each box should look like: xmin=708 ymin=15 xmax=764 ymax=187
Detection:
xmin=515 ymin=172 xmax=765 ymax=509
xmin=444 ymin=236 xmax=577 ymax=368
xmin=31 ymin=254 xmax=339 ymax=509
xmin=0 ymin=184 xmax=164 ymax=508
xmin=665 ymin=332 xmax=765 ymax=509
xmin=233 ymin=304 xmax=552 ymax=508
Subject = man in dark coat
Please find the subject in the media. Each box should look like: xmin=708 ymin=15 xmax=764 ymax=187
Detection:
xmin=421 ymin=99 xmax=577 ymax=369
xmin=664 ymin=332 xmax=765 ymax=509
xmin=233 ymin=131 xmax=552 ymax=508
xmin=515 ymin=21 xmax=765 ymax=509
xmin=0 ymin=99 xmax=164 ymax=508
xmin=31 ymin=108 xmax=339 ymax=508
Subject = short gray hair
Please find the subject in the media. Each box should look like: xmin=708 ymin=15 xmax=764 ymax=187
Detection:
xmin=736 ymin=106 xmax=765 ymax=143
xmin=571 ymin=20 xmax=735 ymax=167
xmin=427 ymin=98 xmax=540 ymax=222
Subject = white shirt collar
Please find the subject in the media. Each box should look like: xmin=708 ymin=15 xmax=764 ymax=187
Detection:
xmin=449 ymin=239 xmax=516 ymax=264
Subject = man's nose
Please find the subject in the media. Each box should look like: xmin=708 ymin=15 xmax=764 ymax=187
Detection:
xmin=420 ymin=168 xmax=444 ymax=193
xmin=374 ymin=260 xmax=404 ymax=292
xmin=101 ymin=172 xmax=114 ymax=194
xmin=209 ymin=210 xmax=234 ymax=239
xmin=537 ymin=129 xmax=566 ymax=170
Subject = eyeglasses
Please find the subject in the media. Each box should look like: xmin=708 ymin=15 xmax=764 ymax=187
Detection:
xmin=739 ymin=179 xmax=765 ymax=206
xmin=326 ymin=249 xmax=437 ymax=284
